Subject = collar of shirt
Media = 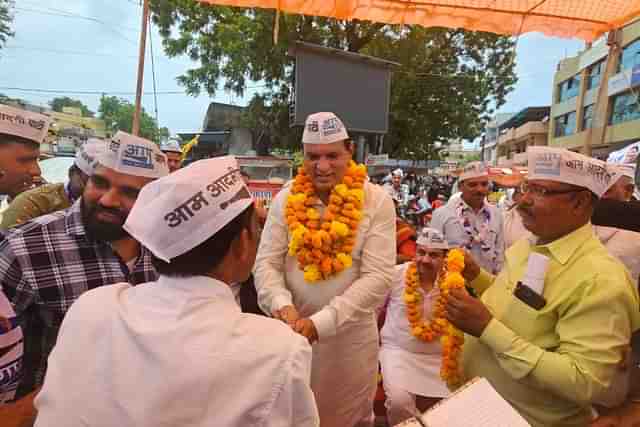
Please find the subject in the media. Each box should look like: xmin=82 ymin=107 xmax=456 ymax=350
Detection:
xmin=457 ymin=196 xmax=489 ymax=216
xmin=528 ymin=222 xmax=594 ymax=265
xmin=156 ymin=275 xmax=240 ymax=311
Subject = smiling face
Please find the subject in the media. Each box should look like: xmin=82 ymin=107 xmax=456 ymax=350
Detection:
xmin=415 ymin=246 xmax=446 ymax=281
xmin=0 ymin=139 xmax=41 ymax=197
xmin=460 ymin=176 xmax=489 ymax=210
xmin=303 ymin=140 xmax=353 ymax=194
xmin=81 ymin=165 xmax=153 ymax=241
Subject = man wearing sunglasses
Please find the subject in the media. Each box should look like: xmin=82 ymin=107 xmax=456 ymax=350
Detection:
xmin=444 ymin=147 xmax=640 ymax=427
xmin=431 ymin=161 xmax=505 ymax=274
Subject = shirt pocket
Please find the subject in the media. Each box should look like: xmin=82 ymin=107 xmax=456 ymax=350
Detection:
xmin=499 ymin=291 xmax=551 ymax=341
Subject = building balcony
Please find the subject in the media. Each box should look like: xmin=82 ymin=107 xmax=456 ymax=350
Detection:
xmin=514 ymin=121 xmax=548 ymax=140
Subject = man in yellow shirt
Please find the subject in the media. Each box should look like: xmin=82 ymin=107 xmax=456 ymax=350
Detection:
xmin=445 ymin=147 xmax=640 ymax=427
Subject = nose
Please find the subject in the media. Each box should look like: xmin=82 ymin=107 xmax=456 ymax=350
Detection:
xmin=98 ymin=188 xmax=122 ymax=210
xmin=29 ymin=161 xmax=41 ymax=179
xmin=316 ymin=158 xmax=331 ymax=173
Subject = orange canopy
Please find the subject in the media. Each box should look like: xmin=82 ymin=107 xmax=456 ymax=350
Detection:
xmin=193 ymin=0 xmax=640 ymax=41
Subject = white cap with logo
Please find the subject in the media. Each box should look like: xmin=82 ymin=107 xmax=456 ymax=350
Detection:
xmin=75 ymin=139 xmax=108 ymax=176
xmin=527 ymin=146 xmax=614 ymax=197
xmin=124 ymin=156 xmax=254 ymax=262
xmin=97 ymin=131 xmax=169 ymax=179
xmin=160 ymin=138 xmax=182 ymax=154
xmin=459 ymin=161 xmax=488 ymax=182
xmin=302 ymin=112 xmax=350 ymax=145
xmin=416 ymin=227 xmax=450 ymax=250
xmin=0 ymin=104 xmax=51 ymax=144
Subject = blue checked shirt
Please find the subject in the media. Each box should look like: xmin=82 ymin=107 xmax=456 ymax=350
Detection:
xmin=0 ymin=201 xmax=158 ymax=397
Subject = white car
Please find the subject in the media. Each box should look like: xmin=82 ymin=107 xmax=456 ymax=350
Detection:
xmin=39 ymin=157 xmax=75 ymax=185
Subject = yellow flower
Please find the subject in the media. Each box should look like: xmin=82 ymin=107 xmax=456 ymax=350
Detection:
xmin=330 ymin=221 xmax=350 ymax=238
xmin=446 ymin=249 xmax=465 ymax=272
xmin=349 ymin=189 xmax=365 ymax=204
xmin=336 ymin=252 xmax=353 ymax=268
xmin=403 ymin=292 xmax=416 ymax=304
xmin=443 ymin=272 xmax=465 ymax=288
xmin=303 ymin=265 xmax=322 ymax=282
xmin=306 ymin=208 xmax=320 ymax=221
xmin=334 ymin=183 xmax=349 ymax=198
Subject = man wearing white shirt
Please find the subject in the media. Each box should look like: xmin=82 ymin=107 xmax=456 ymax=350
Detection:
xmin=34 ymin=156 xmax=319 ymax=427
xmin=255 ymin=112 xmax=395 ymax=427
xmin=431 ymin=162 xmax=505 ymax=274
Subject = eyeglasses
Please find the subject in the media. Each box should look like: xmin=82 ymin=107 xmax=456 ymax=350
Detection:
xmin=519 ymin=181 xmax=583 ymax=198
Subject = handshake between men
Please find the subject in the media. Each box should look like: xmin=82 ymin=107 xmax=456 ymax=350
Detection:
xmin=274 ymin=306 xmax=319 ymax=344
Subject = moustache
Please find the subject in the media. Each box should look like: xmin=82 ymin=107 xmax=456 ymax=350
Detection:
xmin=93 ymin=205 xmax=126 ymax=222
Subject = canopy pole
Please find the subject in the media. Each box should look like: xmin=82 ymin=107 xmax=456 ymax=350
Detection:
xmin=133 ymin=0 xmax=150 ymax=136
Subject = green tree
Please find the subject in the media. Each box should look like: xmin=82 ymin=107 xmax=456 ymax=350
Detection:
xmin=0 ymin=0 xmax=14 ymax=51
xmin=49 ymin=97 xmax=95 ymax=117
xmin=150 ymin=2 xmax=517 ymax=156
xmin=98 ymin=96 xmax=169 ymax=142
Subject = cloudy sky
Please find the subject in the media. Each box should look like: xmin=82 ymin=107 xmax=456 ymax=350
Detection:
xmin=1 ymin=0 xmax=584 ymax=136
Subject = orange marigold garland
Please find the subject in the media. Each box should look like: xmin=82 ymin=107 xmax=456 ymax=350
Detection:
xmin=286 ymin=161 xmax=367 ymax=283
xmin=440 ymin=249 xmax=466 ymax=388
xmin=403 ymin=249 xmax=466 ymax=389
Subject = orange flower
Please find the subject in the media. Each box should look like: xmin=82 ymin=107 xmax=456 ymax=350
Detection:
xmin=286 ymin=162 xmax=368 ymax=283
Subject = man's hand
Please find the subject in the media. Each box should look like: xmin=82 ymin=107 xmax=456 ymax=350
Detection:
xmin=273 ymin=305 xmax=300 ymax=329
xmin=294 ymin=318 xmax=319 ymax=344
xmin=255 ymin=199 xmax=268 ymax=226
xmin=461 ymin=250 xmax=481 ymax=282
xmin=446 ymin=288 xmax=493 ymax=338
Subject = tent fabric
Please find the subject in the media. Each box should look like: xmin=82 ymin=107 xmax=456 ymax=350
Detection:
xmin=193 ymin=0 xmax=640 ymax=41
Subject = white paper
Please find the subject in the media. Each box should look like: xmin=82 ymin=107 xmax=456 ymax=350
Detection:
xmin=420 ymin=378 xmax=531 ymax=427
xmin=522 ymin=252 xmax=549 ymax=295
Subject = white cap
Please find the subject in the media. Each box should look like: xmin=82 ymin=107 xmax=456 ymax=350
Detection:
xmin=459 ymin=161 xmax=488 ymax=181
xmin=98 ymin=131 xmax=169 ymax=179
xmin=124 ymin=156 xmax=254 ymax=262
xmin=0 ymin=104 xmax=50 ymax=144
xmin=302 ymin=112 xmax=350 ymax=145
xmin=160 ymin=138 xmax=182 ymax=154
xmin=527 ymin=146 xmax=614 ymax=197
xmin=392 ymin=168 xmax=403 ymax=178
xmin=416 ymin=227 xmax=449 ymax=250
xmin=75 ymin=139 xmax=107 ymax=176
xmin=608 ymin=163 xmax=635 ymax=185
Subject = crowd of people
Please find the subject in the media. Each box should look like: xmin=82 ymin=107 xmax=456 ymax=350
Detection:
xmin=1 ymin=106 xmax=640 ymax=427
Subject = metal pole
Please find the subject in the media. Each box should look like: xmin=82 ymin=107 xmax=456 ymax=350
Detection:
xmin=132 ymin=0 xmax=150 ymax=136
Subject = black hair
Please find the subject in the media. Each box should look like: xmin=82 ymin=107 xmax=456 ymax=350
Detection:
xmin=152 ymin=203 xmax=255 ymax=277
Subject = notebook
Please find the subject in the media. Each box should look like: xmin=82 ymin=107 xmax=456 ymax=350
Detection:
xmin=394 ymin=377 xmax=531 ymax=427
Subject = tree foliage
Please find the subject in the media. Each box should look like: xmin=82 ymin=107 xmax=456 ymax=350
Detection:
xmin=49 ymin=97 xmax=95 ymax=117
xmin=0 ymin=0 xmax=13 ymax=51
xmin=151 ymin=2 xmax=517 ymax=158
xmin=98 ymin=96 xmax=169 ymax=142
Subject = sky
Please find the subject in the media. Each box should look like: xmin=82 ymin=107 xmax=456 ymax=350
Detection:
xmin=0 ymin=0 xmax=584 ymax=137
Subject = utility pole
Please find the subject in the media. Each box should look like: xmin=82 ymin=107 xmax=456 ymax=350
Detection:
xmin=132 ymin=0 xmax=150 ymax=136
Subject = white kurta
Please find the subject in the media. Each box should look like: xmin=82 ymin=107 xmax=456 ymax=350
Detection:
xmin=595 ymin=226 xmax=640 ymax=283
xmin=255 ymin=181 xmax=396 ymax=427
xmin=379 ymin=263 xmax=450 ymax=399
xmin=0 ymin=290 xmax=22 ymax=405
xmin=431 ymin=197 xmax=505 ymax=274
xmin=34 ymin=276 xmax=319 ymax=427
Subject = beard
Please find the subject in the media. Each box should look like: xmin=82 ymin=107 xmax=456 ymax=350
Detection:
xmin=81 ymin=198 xmax=130 ymax=242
